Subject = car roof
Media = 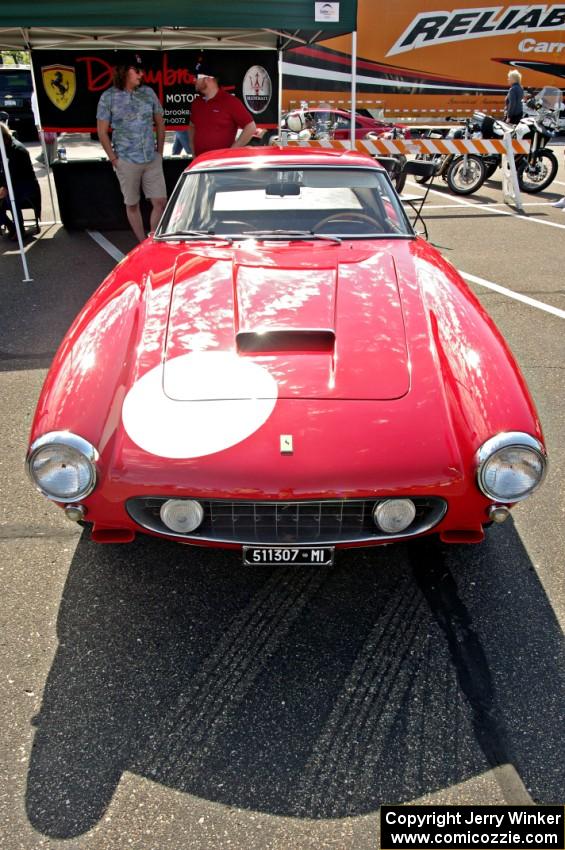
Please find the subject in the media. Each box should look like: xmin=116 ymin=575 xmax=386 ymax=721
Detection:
xmin=297 ymin=107 xmax=365 ymax=118
xmin=303 ymin=107 xmax=373 ymax=117
xmin=286 ymin=107 xmax=405 ymax=127
xmin=188 ymin=145 xmax=383 ymax=171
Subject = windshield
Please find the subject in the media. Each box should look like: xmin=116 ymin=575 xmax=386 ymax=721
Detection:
xmin=157 ymin=166 xmax=411 ymax=239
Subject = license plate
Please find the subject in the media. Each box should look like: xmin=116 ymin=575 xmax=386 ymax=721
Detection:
xmin=4 ymin=100 xmax=16 ymax=106
xmin=243 ymin=546 xmax=334 ymax=566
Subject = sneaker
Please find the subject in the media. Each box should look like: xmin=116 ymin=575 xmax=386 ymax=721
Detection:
xmin=552 ymin=197 xmax=565 ymax=208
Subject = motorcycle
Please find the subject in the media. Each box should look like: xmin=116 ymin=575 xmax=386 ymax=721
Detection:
xmin=414 ymin=117 xmax=486 ymax=195
xmin=474 ymin=86 xmax=562 ymax=193
xmin=268 ymin=110 xmax=338 ymax=145
xmin=272 ymin=110 xmax=410 ymax=194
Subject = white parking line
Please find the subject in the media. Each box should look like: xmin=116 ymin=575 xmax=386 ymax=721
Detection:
xmin=460 ymin=271 xmax=565 ymax=319
xmin=424 ymin=201 xmax=559 ymax=209
xmin=419 ymin=183 xmax=565 ymax=230
xmin=87 ymin=230 xmax=125 ymax=262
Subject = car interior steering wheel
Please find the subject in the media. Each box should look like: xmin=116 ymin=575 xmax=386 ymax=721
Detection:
xmin=312 ymin=212 xmax=379 ymax=231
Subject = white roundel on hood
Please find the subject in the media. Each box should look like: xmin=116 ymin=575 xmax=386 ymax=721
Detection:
xmin=122 ymin=351 xmax=278 ymax=458
xmin=243 ymin=65 xmax=272 ymax=114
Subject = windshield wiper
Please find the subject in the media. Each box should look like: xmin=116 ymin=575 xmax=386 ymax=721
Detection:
xmin=248 ymin=229 xmax=342 ymax=244
xmin=155 ymin=229 xmax=232 ymax=242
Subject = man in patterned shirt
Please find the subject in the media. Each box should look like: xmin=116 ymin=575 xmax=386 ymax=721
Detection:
xmin=97 ymin=52 xmax=166 ymax=242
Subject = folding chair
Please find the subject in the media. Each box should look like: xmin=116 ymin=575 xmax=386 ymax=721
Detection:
xmin=19 ymin=195 xmax=41 ymax=234
xmin=375 ymin=155 xmax=405 ymax=193
xmin=398 ymin=159 xmax=440 ymax=239
xmin=375 ymin=156 xmax=398 ymax=176
xmin=1 ymin=183 xmax=41 ymax=237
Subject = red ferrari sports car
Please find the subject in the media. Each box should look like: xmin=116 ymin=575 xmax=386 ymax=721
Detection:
xmin=26 ymin=147 xmax=546 ymax=563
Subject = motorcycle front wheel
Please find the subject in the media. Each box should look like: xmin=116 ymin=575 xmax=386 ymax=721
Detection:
xmin=518 ymin=150 xmax=558 ymax=193
xmin=446 ymin=155 xmax=486 ymax=195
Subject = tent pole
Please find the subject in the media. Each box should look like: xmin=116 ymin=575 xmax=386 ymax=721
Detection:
xmin=278 ymin=49 xmax=283 ymax=138
xmin=0 ymin=129 xmax=33 ymax=283
xmin=37 ymin=129 xmax=58 ymax=223
xmin=29 ymin=60 xmax=60 ymax=225
xmin=350 ymin=30 xmax=357 ymax=151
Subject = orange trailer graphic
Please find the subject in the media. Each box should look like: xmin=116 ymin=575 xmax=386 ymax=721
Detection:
xmin=283 ymin=0 xmax=565 ymax=116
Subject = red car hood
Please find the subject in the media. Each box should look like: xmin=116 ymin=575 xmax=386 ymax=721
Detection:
xmin=163 ymin=244 xmax=409 ymax=401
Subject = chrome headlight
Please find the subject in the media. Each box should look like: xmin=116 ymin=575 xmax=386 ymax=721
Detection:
xmin=26 ymin=432 xmax=98 ymax=502
xmin=476 ymin=432 xmax=547 ymax=502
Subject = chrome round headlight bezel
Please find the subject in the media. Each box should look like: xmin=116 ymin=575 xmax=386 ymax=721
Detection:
xmin=26 ymin=431 xmax=99 ymax=503
xmin=476 ymin=432 xmax=547 ymax=503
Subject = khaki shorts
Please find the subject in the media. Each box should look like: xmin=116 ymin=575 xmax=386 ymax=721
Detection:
xmin=114 ymin=154 xmax=166 ymax=206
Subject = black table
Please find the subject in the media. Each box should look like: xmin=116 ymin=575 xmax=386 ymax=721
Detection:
xmin=51 ymin=157 xmax=190 ymax=230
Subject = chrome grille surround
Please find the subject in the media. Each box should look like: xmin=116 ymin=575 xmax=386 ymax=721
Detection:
xmin=126 ymin=497 xmax=447 ymax=544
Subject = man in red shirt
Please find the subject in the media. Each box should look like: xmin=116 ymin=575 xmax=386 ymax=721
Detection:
xmin=188 ymin=62 xmax=257 ymax=157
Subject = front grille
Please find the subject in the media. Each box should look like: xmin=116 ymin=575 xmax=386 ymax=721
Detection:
xmin=126 ymin=497 xmax=447 ymax=544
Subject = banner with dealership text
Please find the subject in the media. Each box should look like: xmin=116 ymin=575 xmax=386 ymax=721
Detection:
xmin=31 ymin=50 xmax=278 ymax=132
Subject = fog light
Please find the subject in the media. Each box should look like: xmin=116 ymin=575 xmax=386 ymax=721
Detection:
xmin=160 ymin=499 xmax=204 ymax=534
xmin=64 ymin=504 xmax=86 ymax=522
xmin=489 ymin=505 xmax=511 ymax=524
xmin=373 ymin=499 xmax=416 ymax=534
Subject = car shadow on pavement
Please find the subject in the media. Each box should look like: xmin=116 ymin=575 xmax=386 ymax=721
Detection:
xmin=25 ymin=520 xmax=565 ymax=838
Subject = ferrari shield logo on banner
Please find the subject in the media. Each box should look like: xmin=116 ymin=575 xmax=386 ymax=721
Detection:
xmin=41 ymin=65 xmax=76 ymax=111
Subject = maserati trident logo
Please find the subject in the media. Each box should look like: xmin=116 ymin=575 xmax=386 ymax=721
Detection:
xmin=280 ymin=435 xmax=293 ymax=454
xmin=243 ymin=65 xmax=272 ymax=115
xmin=41 ymin=64 xmax=76 ymax=111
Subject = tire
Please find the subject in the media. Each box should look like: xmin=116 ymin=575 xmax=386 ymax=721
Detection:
xmin=393 ymin=155 xmax=408 ymax=193
xmin=446 ymin=155 xmax=486 ymax=195
xmin=483 ymin=156 xmax=499 ymax=179
xmin=517 ymin=149 xmax=558 ymax=193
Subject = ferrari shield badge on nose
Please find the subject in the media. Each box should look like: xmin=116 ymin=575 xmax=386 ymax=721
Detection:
xmin=41 ymin=65 xmax=76 ymax=111
xmin=280 ymin=435 xmax=293 ymax=454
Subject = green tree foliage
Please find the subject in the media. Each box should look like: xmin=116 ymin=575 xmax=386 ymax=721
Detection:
xmin=0 ymin=50 xmax=30 ymax=66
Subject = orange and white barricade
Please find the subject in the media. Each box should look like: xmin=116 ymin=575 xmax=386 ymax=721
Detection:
xmin=284 ymin=136 xmax=529 ymax=209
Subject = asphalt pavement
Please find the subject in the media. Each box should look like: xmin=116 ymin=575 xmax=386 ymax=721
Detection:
xmin=1 ymin=135 xmax=564 ymax=850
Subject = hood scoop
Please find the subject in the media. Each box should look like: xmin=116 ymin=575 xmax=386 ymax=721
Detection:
xmin=237 ymin=328 xmax=335 ymax=354
xmin=163 ymin=249 xmax=409 ymax=401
